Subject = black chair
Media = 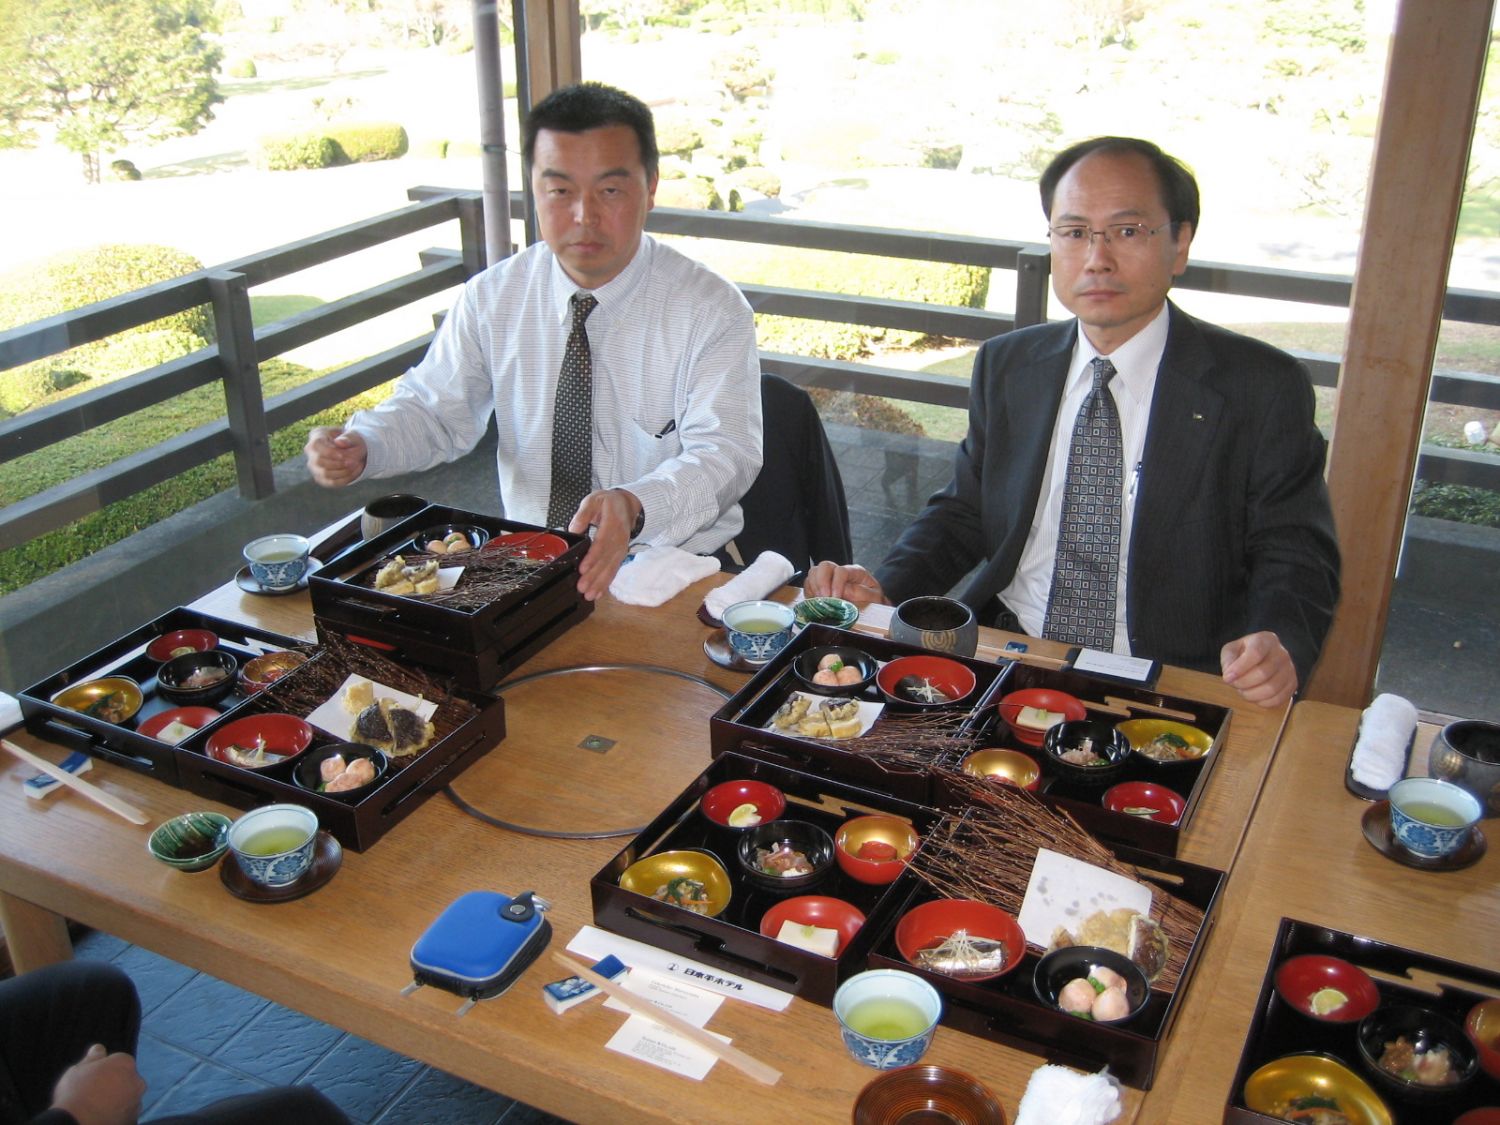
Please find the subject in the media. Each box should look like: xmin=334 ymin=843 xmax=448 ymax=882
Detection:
xmin=733 ymin=373 xmax=853 ymax=576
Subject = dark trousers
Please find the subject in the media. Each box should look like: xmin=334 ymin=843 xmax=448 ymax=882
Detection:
xmin=0 ymin=961 xmax=348 ymax=1125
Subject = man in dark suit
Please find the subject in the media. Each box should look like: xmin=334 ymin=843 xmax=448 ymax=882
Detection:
xmin=806 ymin=137 xmax=1339 ymax=708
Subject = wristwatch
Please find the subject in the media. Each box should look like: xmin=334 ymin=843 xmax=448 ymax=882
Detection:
xmin=630 ymin=504 xmax=646 ymax=539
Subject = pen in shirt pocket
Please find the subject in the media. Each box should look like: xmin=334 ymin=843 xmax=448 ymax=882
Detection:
xmin=654 ymin=419 xmax=677 ymax=438
xmin=1129 ymin=460 xmax=1143 ymax=501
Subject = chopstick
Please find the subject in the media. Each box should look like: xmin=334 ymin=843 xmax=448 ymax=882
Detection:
xmin=1104 ymin=696 xmax=1198 ymax=722
xmin=1 ymin=739 xmax=150 ymax=826
xmin=550 ymin=952 xmax=781 ymax=1086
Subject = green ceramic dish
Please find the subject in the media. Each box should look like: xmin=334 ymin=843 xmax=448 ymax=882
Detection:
xmin=148 ymin=811 xmax=231 ymax=872
xmin=794 ymin=596 xmax=860 ymax=630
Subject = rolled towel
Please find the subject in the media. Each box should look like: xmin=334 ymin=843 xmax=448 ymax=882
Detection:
xmin=609 ymin=546 xmax=720 ymax=607
xmin=0 ymin=691 xmax=21 ymax=734
xmin=1350 ymin=692 xmax=1418 ymax=792
xmin=1015 ymin=1064 xmax=1123 ymax=1125
xmin=702 ymin=551 xmax=795 ymax=621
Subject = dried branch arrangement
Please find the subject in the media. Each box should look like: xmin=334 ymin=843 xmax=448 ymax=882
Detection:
xmin=912 ymin=773 xmax=1202 ymax=991
xmin=351 ymin=548 xmax=555 ymax=611
xmin=253 ymin=633 xmax=479 ymax=747
xmin=749 ymin=708 xmax=983 ymax=775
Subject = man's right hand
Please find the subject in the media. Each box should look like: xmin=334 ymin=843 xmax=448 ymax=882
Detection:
xmin=803 ymin=562 xmax=889 ymax=608
xmin=51 ymin=1043 xmax=145 ymax=1125
xmin=305 ymin=426 xmax=368 ymax=487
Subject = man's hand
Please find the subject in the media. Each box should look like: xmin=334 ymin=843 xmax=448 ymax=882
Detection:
xmin=51 ymin=1043 xmax=145 ymax=1125
xmin=804 ymin=562 xmax=889 ymax=608
xmin=304 ymin=426 xmax=368 ymax=487
xmin=1220 ymin=631 xmax=1297 ymax=708
xmin=569 ymin=488 xmax=642 ymax=602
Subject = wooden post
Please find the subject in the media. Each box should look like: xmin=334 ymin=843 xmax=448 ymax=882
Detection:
xmin=1014 ymin=247 xmax=1051 ymax=329
xmin=1305 ymin=0 xmax=1494 ymax=706
xmin=522 ymin=0 xmax=581 ymax=103
xmin=207 ymin=270 xmax=275 ymax=500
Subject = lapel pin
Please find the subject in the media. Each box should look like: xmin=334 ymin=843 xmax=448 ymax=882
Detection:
xmin=1192 ymin=412 xmax=1204 ymax=421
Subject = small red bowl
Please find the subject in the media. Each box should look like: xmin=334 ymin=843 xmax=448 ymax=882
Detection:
xmin=205 ymin=713 xmax=314 ymax=770
xmin=876 ymin=655 xmax=976 ymax=709
xmin=1467 ymin=998 xmax=1500 ymax=1081
xmin=759 ymin=895 xmax=866 ymax=957
xmin=1273 ymin=954 xmax=1381 ymax=1023
xmin=1102 ymin=781 xmax=1186 ymax=825
xmin=997 ymin=688 xmax=1087 ymax=747
xmin=834 ymin=815 xmax=920 ymax=884
xmin=146 ymin=629 xmax=219 ymax=662
xmin=483 ymin=531 xmax=568 ymax=561
xmin=895 ymin=898 xmax=1025 ymax=982
xmin=701 ymin=779 xmax=786 ymax=829
xmin=1454 ymin=1110 xmax=1500 ymax=1125
xmin=137 ymin=706 xmax=221 ymax=745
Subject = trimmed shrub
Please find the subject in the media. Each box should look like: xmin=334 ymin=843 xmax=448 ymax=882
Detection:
xmin=655 ymin=176 xmax=723 ymax=211
xmin=327 ymin=122 xmax=410 ymax=164
xmin=656 ymin=120 xmax=704 ymax=159
xmin=733 ymin=167 xmax=781 ymax=198
xmin=227 ymin=57 xmax=257 ymax=78
xmin=257 ymin=132 xmax=339 ymax=170
xmin=109 ymin=159 xmax=142 ymax=181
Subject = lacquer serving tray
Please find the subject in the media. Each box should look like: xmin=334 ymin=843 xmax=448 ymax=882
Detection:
xmin=590 ymin=751 xmax=942 ymax=1005
xmin=309 ymin=504 xmax=592 ymax=691
xmin=1226 ymin=917 xmax=1500 ymax=1124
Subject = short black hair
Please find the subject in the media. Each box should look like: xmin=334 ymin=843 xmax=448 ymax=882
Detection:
xmin=1039 ymin=137 xmax=1200 ymax=234
xmin=522 ymin=81 xmax=658 ymax=181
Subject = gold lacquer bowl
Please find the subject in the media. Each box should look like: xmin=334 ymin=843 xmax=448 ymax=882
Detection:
xmin=1117 ymin=719 xmax=1213 ymax=764
xmin=619 ymin=850 xmax=732 ymax=917
xmin=835 ymin=815 xmax=920 ymax=884
xmin=1243 ymin=1053 xmax=1392 ymax=1125
xmin=1467 ymin=998 xmax=1500 ymax=1081
xmin=962 ymin=748 xmax=1042 ymax=790
xmin=51 ymin=677 xmax=143 ymax=725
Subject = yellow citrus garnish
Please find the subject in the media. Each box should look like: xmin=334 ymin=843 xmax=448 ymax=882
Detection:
xmin=727 ymin=802 xmax=761 ymax=828
xmin=1309 ymin=987 xmax=1348 ymax=1015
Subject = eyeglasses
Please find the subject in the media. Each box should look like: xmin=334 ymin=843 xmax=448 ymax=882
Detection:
xmin=1047 ymin=222 xmax=1173 ymax=252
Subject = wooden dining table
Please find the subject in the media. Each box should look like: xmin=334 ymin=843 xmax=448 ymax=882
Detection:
xmin=0 ymin=554 xmax=1302 ymax=1124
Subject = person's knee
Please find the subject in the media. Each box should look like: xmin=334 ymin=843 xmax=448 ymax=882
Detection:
xmin=173 ymin=1084 xmax=350 ymax=1125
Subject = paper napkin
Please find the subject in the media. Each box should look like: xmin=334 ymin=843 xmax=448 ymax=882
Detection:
xmin=702 ymin=551 xmax=794 ymax=621
xmin=1016 ymin=1064 xmax=1123 ymax=1125
xmin=1350 ymin=692 xmax=1418 ymax=791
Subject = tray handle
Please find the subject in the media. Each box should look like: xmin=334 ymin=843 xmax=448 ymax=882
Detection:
xmin=28 ymin=716 xmax=159 ymax=775
xmin=621 ymin=906 xmax=799 ymax=986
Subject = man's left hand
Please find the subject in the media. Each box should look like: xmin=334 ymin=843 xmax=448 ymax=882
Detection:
xmin=1220 ymin=631 xmax=1297 ymax=708
xmin=569 ymin=488 xmax=642 ymax=602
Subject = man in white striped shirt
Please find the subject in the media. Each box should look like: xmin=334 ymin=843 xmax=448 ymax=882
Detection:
xmin=305 ymin=83 xmax=762 ymax=600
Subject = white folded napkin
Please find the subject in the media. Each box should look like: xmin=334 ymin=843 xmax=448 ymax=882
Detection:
xmin=609 ymin=546 xmax=721 ymax=608
xmin=702 ymin=551 xmax=795 ymax=621
xmin=1016 ymin=1064 xmax=1123 ymax=1125
xmin=0 ymin=691 xmax=21 ymax=734
xmin=1350 ymin=692 xmax=1418 ymax=791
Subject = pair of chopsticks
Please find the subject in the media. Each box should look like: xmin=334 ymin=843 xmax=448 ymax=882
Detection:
xmin=550 ymin=952 xmax=781 ymax=1085
xmin=1 ymin=739 xmax=149 ymax=826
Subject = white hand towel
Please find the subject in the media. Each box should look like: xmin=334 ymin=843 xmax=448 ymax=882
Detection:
xmin=0 ymin=691 xmax=21 ymax=734
xmin=609 ymin=546 xmax=720 ymax=608
xmin=702 ymin=552 xmax=795 ymax=621
xmin=1350 ymin=692 xmax=1418 ymax=791
xmin=1015 ymin=1064 xmax=1123 ymax=1125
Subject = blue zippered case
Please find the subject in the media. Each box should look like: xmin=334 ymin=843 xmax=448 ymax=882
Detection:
xmin=407 ymin=890 xmax=551 ymax=1012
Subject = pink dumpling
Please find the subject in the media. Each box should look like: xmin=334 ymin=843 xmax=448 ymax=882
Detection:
xmin=1057 ymin=977 xmax=1097 ymax=1015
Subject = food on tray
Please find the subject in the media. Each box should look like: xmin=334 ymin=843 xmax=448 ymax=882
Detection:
xmin=1057 ymin=737 xmax=1109 ymax=767
xmin=728 ymin=802 xmax=761 ymax=828
xmin=772 ymin=694 xmax=862 ymax=739
xmin=155 ymin=719 xmax=198 ymax=745
xmin=774 ymin=919 xmax=840 ymax=957
xmin=168 ymin=645 xmax=197 ymax=659
xmin=225 ymin=737 xmax=276 ymax=768
xmin=812 ymin=653 xmax=866 ymax=688
xmin=180 ymin=666 xmax=227 ymax=689
xmin=1017 ymin=705 xmax=1064 ymax=731
xmin=1377 ymin=1035 xmax=1459 ymax=1085
xmin=1050 ymin=908 xmax=1169 ymax=983
xmin=343 ymin=679 xmax=375 ymax=713
xmin=320 ymin=754 xmax=377 ymax=793
xmin=425 ymin=531 xmax=474 ymax=554
xmin=653 ymin=876 xmax=712 ymax=913
xmin=1057 ymin=964 xmax=1132 ymax=1021
xmin=81 ymin=691 xmax=132 ymax=723
xmin=856 ymin=839 xmax=899 ymax=861
xmin=373 ymin=555 xmax=441 ymax=596
xmin=1268 ymin=1094 xmax=1354 ymax=1124
xmin=1309 ymin=987 xmax=1350 ymax=1016
xmin=913 ymin=929 xmax=1009 ymax=978
xmin=755 ymin=842 xmax=815 ymax=878
xmin=1140 ymin=731 xmax=1199 ymax=761
xmin=354 ymin=698 xmax=434 ymax=758
xmin=892 ymin=674 xmax=952 ymax=705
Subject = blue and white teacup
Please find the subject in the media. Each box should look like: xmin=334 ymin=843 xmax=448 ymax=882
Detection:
xmin=227 ymin=804 xmax=319 ymax=887
xmin=1388 ymin=776 xmax=1482 ymax=859
xmin=243 ymin=534 xmax=311 ymax=590
xmin=723 ymin=600 xmax=796 ymax=665
xmin=832 ymin=969 xmax=942 ymax=1070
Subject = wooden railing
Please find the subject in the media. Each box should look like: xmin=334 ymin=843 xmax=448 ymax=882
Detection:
xmin=1 ymin=186 xmax=1498 ymax=555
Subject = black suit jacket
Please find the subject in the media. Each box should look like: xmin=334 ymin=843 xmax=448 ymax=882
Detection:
xmin=876 ymin=303 xmax=1340 ymax=683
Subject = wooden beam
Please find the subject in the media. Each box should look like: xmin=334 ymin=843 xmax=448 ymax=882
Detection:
xmin=1306 ymin=0 xmax=1494 ymax=706
xmin=523 ymin=0 xmax=581 ymax=102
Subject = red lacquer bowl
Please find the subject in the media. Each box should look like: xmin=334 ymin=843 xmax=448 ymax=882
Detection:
xmin=205 ymin=713 xmax=314 ymax=770
xmin=1273 ymin=954 xmax=1381 ymax=1023
xmin=700 ymin=779 xmax=786 ymax=829
xmin=997 ymin=688 xmax=1086 ymax=747
xmin=895 ymin=898 xmax=1025 ymax=982
xmin=759 ymin=895 xmax=866 ymax=957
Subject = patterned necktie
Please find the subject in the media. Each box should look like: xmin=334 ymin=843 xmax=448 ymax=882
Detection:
xmin=546 ymin=293 xmax=598 ymax=528
xmin=1043 ymin=356 xmax=1123 ymax=650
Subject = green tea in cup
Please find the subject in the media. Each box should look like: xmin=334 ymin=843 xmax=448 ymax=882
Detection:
xmin=844 ymin=996 xmax=931 ymax=1040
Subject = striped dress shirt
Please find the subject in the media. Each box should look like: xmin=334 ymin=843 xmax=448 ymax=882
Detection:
xmin=347 ymin=234 xmax=763 ymax=554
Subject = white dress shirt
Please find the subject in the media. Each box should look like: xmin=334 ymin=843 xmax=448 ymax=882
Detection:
xmin=999 ymin=304 xmax=1169 ymax=653
xmin=346 ymin=234 xmax=763 ymax=555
